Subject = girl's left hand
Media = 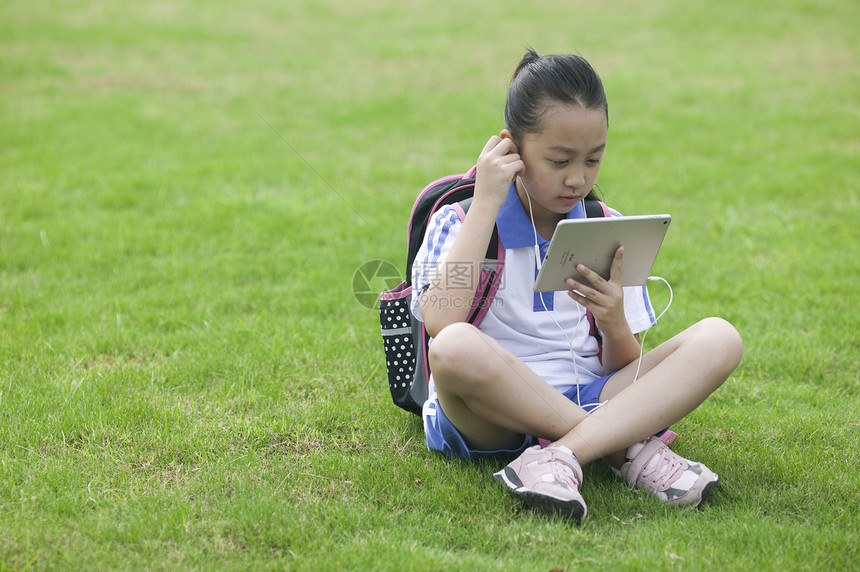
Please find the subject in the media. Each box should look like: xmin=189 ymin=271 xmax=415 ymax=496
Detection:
xmin=565 ymin=246 xmax=627 ymax=335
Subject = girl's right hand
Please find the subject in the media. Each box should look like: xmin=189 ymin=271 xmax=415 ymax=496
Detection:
xmin=474 ymin=135 xmax=523 ymax=209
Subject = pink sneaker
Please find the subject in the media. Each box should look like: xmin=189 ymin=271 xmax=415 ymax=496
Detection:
xmin=617 ymin=437 xmax=719 ymax=507
xmin=492 ymin=445 xmax=587 ymax=523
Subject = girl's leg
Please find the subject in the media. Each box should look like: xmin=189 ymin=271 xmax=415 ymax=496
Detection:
xmin=554 ymin=317 xmax=743 ymax=465
xmin=428 ymin=322 xmax=588 ymax=452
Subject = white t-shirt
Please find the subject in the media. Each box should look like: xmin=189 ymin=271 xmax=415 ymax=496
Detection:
xmin=411 ymin=183 xmax=656 ymax=395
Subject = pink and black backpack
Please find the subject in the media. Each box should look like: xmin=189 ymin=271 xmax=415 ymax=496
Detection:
xmin=380 ymin=167 xmax=610 ymax=415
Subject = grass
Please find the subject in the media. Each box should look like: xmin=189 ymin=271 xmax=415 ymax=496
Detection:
xmin=1 ymin=0 xmax=858 ymax=569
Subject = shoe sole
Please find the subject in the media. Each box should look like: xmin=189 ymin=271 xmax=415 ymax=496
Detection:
xmin=492 ymin=469 xmax=587 ymax=524
xmin=673 ymin=473 xmax=719 ymax=508
xmin=695 ymin=475 xmax=720 ymax=507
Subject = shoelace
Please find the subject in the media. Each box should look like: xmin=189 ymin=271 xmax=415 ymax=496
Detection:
xmin=638 ymin=446 xmax=686 ymax=490
xmin=547 ymin=450 xmax=581 ymax=489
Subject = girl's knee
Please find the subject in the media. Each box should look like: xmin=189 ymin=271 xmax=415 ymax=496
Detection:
xmin=427 ymin=322 xmax=483 ymax=376
xmin=696 ymin=317 xmax=744 ymax=367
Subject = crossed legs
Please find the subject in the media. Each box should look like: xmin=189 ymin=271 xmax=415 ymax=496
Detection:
xmin=429 ymin=317 xmax=743 ymax=466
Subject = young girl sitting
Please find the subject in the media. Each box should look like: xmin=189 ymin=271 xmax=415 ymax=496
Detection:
xmin=411 ymin=49 xmax=743 ymax=523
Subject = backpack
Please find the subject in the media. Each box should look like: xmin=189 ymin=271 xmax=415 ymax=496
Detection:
xmin=380 ymin=166 xmax=611 ymax=415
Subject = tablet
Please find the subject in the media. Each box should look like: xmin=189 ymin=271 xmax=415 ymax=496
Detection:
xmin=533 ymin=214 xmax=671 ymax=292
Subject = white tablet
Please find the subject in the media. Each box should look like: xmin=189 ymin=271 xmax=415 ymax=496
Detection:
xmin=533 ymin=214 xmax=671 ymax=292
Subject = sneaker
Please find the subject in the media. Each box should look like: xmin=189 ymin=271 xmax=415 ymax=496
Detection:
xmin=616 ymin=437 xmax=719 ymax=507
xmin=492 ymin=445 xmax=587 ymax=523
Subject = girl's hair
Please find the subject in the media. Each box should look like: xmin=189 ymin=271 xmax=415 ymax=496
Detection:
xmin=505 ymin=49 xmax=608 ymax=139
xmin=505 ymin=48 xmax=608 ymax=200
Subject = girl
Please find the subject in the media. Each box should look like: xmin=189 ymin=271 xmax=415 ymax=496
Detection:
xmin=411 ymin=49 xmax=743 ymax=523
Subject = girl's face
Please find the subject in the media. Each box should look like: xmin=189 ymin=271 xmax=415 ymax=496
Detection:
xmin=507 ymin=104 xmax=608 ymax=229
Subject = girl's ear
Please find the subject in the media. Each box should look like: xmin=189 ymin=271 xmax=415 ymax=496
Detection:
xmin=500 ymin=129 xmax=524 ymax=178
xmin=500 ymin=129 xmax=521 ymax=155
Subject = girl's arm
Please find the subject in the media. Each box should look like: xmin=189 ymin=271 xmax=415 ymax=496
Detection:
xmin=596 ymin=315 xmax=642 ymax=375
xmin=421 ymin=136 xmax=522 ymax=338
xmin=565 ymin=247 xmax=642 ymax=373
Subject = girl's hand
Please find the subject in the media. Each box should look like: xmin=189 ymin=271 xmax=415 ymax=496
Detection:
xmin=565 ymin=246 xmax=628 ymax=335
xmin=474 ymin=135 xmax=523 ymax=209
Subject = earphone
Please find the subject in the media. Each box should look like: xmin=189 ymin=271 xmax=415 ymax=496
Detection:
xmin=518 ymin=176 xmax=673 ymax=409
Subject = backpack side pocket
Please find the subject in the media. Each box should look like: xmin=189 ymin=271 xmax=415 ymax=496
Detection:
xmin=380 ymin=281 xmax=426 ymax=414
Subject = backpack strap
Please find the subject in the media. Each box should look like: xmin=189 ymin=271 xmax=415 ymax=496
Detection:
xmin=584 ymin=198 xmax=611 ymax=218
xmin=468 ymin=229 xmax=504 ymax=327
xmin=455 ymin=197 xmax=504 ymax=328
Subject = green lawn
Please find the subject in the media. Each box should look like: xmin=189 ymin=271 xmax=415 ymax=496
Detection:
xmin=1 ymin=0 xmax=858 ymax=570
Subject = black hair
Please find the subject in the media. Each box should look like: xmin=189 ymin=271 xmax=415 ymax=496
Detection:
xmin=505 ymin=48 xmax=608 ymax=200
xmin=505 ymin=48 xmax=608 ymax=139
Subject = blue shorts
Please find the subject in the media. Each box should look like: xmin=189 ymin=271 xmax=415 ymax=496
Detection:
xmin=422 ymin=373 xmax=615 ymax=460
